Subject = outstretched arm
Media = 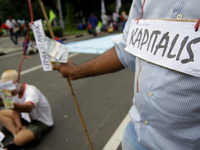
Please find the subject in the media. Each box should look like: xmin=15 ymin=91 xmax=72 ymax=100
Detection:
xmin=53 ymin=46 xmax=125 ymax=80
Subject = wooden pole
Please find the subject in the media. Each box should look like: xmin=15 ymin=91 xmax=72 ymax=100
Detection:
xmin=38 ymin=1 xmax=94 ymax=150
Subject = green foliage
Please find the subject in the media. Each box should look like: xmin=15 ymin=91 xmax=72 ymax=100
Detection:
xmin=65 ymin=2 xmax=76 ymax=31
xmin=65 ymin=29 xmax=87 ymax=35
xmin=28 ymin=26 xmax=63 ymax=40
xmin=0 ymin=0 xmax=57 ymax=23
xmin=0 ymin=0 xmax=132 ymax=31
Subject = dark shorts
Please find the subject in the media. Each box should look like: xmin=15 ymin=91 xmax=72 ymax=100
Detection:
xmin=21 ymin=119 xmax=53 ymax=144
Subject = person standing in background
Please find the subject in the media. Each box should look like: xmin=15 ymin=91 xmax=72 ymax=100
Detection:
xmin=88 ymin=13 xmax=98 ymax=36
xmin=112 ymin=12 xmax=119 ymax=31
xmin=120 ymin=11 xmax=128 ymax=31
xmin=5 ymin=16 xmax=19 ymax=46
xmin=101 ymin=13 xmax=109 ymax=32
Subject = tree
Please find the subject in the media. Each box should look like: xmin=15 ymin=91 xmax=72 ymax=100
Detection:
xmin=65 ymin=1 xmax=76 ymax=31
xmin=0 ymin=0 xmax=132 ymax=30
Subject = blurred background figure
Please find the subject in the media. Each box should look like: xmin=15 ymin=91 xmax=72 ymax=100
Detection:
xmin=5 ymin=16 xmax=19 ymax=46
xmin=112 ymin=12 xmax=119 ymax=31
xmin=101 ymin=12 xmax=109 ymax=32
xmin=88 ymin=13 xmax=98 ymax=36
xmin=120 ymin=11 xmax=128 ymax=31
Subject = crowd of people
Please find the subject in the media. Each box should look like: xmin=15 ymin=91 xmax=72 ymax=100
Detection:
xmin=75 ymin=11 xmax=128 ymax=36
xmin=1 ymin=17 xmax=29 ymax=46
xmin=1 ymin=11 xmax=128 ymax=52
xmin=1 ymin=16 xmax=40 ymax=55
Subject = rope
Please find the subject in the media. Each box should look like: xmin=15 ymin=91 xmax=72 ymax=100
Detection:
xmin=17 ymin=0 xmax=34 ymax=81
xmin=135 ymin=0 xmax=200 ymax=32
xmin=135 ymin=0 xmax=146 ymax=24
xmin=194 ymin=18 xmax=200 ymax=31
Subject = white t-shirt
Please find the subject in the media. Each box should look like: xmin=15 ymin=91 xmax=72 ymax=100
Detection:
xmin=5 ymin=19 xmax=17 ymax=29
xmin=13 ymin=84 xmax=54 ymax=126
xmin=101 ymin=14 xmax=109 ymax=25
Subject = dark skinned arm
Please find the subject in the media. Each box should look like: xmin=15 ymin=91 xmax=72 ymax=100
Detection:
xmin=53 ymin=46 xmax=125 ymax=80
xmin=13 ymin=103 xmax=34 ymax=113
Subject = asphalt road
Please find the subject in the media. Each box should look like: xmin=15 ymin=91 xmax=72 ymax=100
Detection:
xmin=0 ymin=33 xmax=134 ymax=150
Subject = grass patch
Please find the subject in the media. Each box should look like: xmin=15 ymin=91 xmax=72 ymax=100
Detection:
xmin=65 ymin=29 xmax=87 ymax=35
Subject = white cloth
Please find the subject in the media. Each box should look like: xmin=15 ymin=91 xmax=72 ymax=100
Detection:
xmin=13 ymin=84 xmax=54 ymax=126
xmin=112 ymin=12 xmax=119 ymax=22
xmin=26 ymin=41 xmax=38 ymax=54
xmin=112 ymin=0 xmax=200 ymax=150
xmin=5 ymin=19 xmax=17 ymax=30
xmin=101 ymin=14 xmax=109 ymax=25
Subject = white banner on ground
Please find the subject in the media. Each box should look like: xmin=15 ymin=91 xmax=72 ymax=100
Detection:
xmin=126 ymin=19 xmax=200 ymax=77
xmin=31 ymin=20 xmax=52 ymax=71
xmin=66 ymin=34 xmax=116 ymax=54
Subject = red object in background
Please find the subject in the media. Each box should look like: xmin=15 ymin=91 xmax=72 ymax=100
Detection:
xmin=87 ymin=24 xmax=91 ymax=30
xmin=21 ymin=24 xmax=26 ymax=29
xmin=1 ymin=23 xmax=9 ymax=29
xmin=55 ymin=36 xmax=59 ymax=41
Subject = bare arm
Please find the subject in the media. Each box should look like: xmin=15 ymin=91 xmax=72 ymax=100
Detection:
xmin=13 ymin=103 xmax=34 ymax=113
xmin=53 ymin=46 xmax=125 ymax=80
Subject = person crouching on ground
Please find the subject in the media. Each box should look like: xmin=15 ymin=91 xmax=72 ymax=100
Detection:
xmin=0 ymin=70 xmax=54 ymax=150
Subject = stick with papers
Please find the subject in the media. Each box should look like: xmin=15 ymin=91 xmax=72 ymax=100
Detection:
xmin=37 ymin=0 xmax=94 ymax=149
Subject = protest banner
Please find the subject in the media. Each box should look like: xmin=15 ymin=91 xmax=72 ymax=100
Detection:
xmin=31 ymin=20 xmax=53 ymax=71
xmin=31 ymin=20 xmax=68 ymax=71
xmin=126 ymin=19 xmax=200 ymax=77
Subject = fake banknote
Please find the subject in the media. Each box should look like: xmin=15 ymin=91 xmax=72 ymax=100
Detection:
xmin=1 ymin=89 xmax=14 ymax=109
xmin=39 ymin=36 xmax=68 ymax=63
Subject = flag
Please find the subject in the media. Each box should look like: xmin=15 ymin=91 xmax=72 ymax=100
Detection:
xmin=49 ymin=10 xmax=56 ymax=24
xmin=116 ymin=0 xmax=121 ymax=14
xmin=101 ymin=0 xmax=106 ymax=14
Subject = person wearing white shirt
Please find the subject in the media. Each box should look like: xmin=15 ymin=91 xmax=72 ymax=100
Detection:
xmin=5 ymin=16 xmax=19 ymax=46
xmin=53 ymin=1 xmax=200 ymax=149
xmin=101 ymin=13 xmax=109 ymax=32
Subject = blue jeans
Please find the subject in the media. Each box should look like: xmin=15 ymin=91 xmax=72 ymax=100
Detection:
xmin=91 ymin=26 xmax=96 ymax=36
xmin=122 ymin=121 xmax=149 ymax=150
xmin=121 ymin=21 xmax=127 ymax=31
xmin=10 ymin=32 xmax=18 ymax=45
